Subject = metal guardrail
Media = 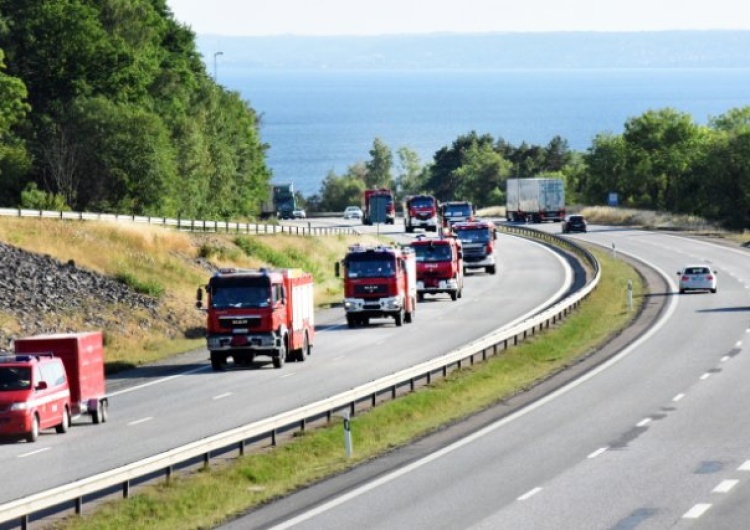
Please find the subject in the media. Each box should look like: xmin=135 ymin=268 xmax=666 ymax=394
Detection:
xmin=0 ymin=225 xmax=599 ymax=528
xmin=0 ymin=208 xmax=356 ymax=237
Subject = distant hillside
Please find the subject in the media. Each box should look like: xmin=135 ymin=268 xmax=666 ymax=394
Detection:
xmin=198 ymin=31 xmax=750 ymax=70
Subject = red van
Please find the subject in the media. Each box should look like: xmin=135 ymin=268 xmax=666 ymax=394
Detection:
xmin=0 ymin=354 xmax=72 ymax=442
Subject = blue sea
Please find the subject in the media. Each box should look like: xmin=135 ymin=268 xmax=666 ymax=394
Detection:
xmin=219 ymin=68 xmax=750 ymax=197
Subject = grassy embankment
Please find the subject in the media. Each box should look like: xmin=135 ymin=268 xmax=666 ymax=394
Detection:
xmin=54 ymin=240 xmax=646 ymax=530
xmin=0 ymin=218 xmax=380 ymax=368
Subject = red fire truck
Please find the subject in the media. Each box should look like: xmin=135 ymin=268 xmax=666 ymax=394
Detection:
xmin=452 ymin=220 xmax=498 ymax=275
xmin=196 ymin=268 xmax=315 ymax=370
xmin=410 ymin=234 xmax=464 ymax=301
xmin=336 ymin=244 xmax=417 ymax=328
xmin=439 ymin=200 xmax=475 ymax=229
xmin=403 ymin=194 xmax=438 ymax=233
xmin=2 ymin=332 xmax=108 ymax=442
xmin=362 ymin=188 xmax=395 ymax=225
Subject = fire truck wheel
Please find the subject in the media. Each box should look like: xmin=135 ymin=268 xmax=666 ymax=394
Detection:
xmin=56 ymin=406 xmax=71 ymax=434
xmin=273 ymin=338 xmax=288 ymax=369
xmin=487 ymin=265 xmax=497 ymax=275
xmin=296 ymin=334 xmax=310 ymax=362
xmin=27 ymin=415 xmax=40 ymax=443
xmin=346 ymin=315 xmax=356 ymax=328
xmin=93 ymin=399 xmax=109 ymax=424
xmin=394 ymin=310 xmax=403 ymax=327
xmin=417 ymin=292 xmax=424 ymax=302
xmin=458 ymin=288 xmax=463 ymax=299
xmin=450 ymin=290 xmax=458 ymax=301
xmin=210 ymin=352 xmax=224 ymax=371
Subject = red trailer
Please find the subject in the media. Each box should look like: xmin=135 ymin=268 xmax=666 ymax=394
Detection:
xmin=13 ymin=331 xmax=109 ymax=424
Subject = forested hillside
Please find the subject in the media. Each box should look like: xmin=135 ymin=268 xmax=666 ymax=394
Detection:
xmin=0 ymin=0 xmax=270 ymax=219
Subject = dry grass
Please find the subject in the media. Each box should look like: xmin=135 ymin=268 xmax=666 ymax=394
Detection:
xmin=0 ymin=218 xmax=381 ymax=367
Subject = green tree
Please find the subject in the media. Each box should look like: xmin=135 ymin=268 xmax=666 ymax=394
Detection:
xmin=318 ymin=168 xmax=366 ymax=212
xmin=394 ymin=147 xmax=425 ymax=199
xmin=427 ymin=131 xmax=495 ymax=201
xmin=365 ymin=137 xmax=393 ymax=189
xmin=453 ymin=141 xmax=510 ymax=207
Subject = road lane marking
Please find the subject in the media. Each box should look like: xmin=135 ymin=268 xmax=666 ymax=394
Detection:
xmin=673 ymin=393 xmax=686 ymax=402
xmin=683 ymin=504 xmax=712 ymax=519
xmin=587 ymin=447 xmax=608 ymax=459
xmin=213 ymin=392 xmax=232 ymax=400
xmin=713 ymin=480 xmax=739 ymax=493
xmin=271 ymin=250 xmax=675 ymax=530
xmin=18 ymin=447 xmax=51 ymax=458
xmin=280 ymin=373 xmax=296 ymax=379
xmin=517 ymin=487 xmax=543 ymax=501
xmin=700 ymin=373 xmax=711 ymax=380
xmin=721 ymin=356 xmax=730 ymax=362
xmin=735 ymin=341 xmax=742 ymax=348
xmin=738 ymin=461 xmax=750 ymax=471
xmin=127 ymin=417 xmax=153 ymax=426
xmin=109 ymin=365 xmax=210 ymax=397
xmin=636 ymin=418 xmax=652 ymax=427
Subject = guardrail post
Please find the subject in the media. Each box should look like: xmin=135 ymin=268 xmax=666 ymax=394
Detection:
xmin=300 ymin=418 xmax=306 ymax=432
xmin=75 ymin=497 xmax=82 ymax=515
xmin=391 ymin=385 xmax=397 ymax=399
xmin=166 ymin=465 xmax=172 ymax=482
xmin=21 ymin=514 xmax=28 ymax=530
xmin=204 ymin=452 xmax=210 ymax=469
xmin=271 ymin=429 xmax=277 ymax=446
xmin=123 ymin=480 xmax=130 ymax=499
xmin=239 ymin=439 xmax=245 ymax=456
xmin=371 ymin=392 xmax=377 ymax=407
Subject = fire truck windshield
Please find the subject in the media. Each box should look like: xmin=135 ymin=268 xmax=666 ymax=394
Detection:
xmin=209 ymin=284 xmax=270 ymax=309
xmin=0 ymin=367 xmax=32 ymax=391
xmin=412 ymin=244 xmax=452 ymax=262
xmin=410 ymin=197 xmax=434 ymax=209
xmin=346 ymin=257 xmax=396 ymax=278
xmin=445 ymin=205 xmax=471 ymax=217
xmin=455 ymin=228 xmax=491 ymax=243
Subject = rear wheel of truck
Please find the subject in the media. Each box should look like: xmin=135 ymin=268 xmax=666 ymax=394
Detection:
xmin=450 ymin=290 xmax=458 ymax=301
xmin=27 ymin=415 xmax=40 ymax=443
xmin=93 ymin=399 xmax=109 ymax=424
xmin=394 ymin=310 xmax=403 ymax=327
xmin=210 ymin=352 xmax=224 ymax=371
xmin=56 ymin=407 xmax=71 ymax=434
xmin=296 ymin=333 xmax=310 ymax=362
xmin=487 ymin=265 xmax=496 ymax=275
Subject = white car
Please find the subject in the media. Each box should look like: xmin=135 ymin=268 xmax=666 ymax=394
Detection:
xmin=678 ymin=265 xmax=717 ymax=294
xmin=343 ymin=206 xmax=363 ymax=220
xmin=292 ymin=208 xmax=306 ymax=219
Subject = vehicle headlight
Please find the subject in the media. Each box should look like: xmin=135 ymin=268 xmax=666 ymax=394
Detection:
xmin=9 ymin=402 xmax=29 ymax=411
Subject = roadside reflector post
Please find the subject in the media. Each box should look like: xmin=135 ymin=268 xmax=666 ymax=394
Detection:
xmin=612 ymin=242 xmax=617 ymax=259
xmin=343 ymin=411 xmax=353 ymax=458
xmin=627 ymin=279 xmax=633 ymax=311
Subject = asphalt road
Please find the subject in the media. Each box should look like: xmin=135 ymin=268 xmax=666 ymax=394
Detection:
xmin=0 ymin=222 xmax=572 ymax=506
xmin=235 ymin=225 xmax=750 ymax=530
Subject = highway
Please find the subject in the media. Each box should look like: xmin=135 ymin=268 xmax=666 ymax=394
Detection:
xmin=0 ymin=220 xmax=573 ymax=506
xmin=237 ymin=224 xmax=750 ymax=530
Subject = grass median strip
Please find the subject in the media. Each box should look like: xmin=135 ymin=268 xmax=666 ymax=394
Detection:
xmin=59 ymin=246 xmax=644 ymax=530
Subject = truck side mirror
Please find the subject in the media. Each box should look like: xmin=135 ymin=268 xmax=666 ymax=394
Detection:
xmin=335 ymin=262 xmax=341 ymax=277
xmin=457 ymin=251 xmax=463 ymax=259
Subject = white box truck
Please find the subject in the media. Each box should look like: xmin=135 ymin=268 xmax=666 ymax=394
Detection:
xmin=506 ymin=178 xmax=565 ymax=223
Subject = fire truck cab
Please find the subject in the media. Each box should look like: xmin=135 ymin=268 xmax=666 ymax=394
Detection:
xmin=410 ymin=234 xmax=464 ymax=301
xmin=197 ymin=268 xmax=315 ymax=370
xmin=336 ymin=244 xmax=417 ymax=328
xmin=452 ymin=220 xmax=498 ymax=275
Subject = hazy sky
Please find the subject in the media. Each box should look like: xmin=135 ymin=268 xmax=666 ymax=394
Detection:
xmin=167 ymin=0 xmax=750 ymax=36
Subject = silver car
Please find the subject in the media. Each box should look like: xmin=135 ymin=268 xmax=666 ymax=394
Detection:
xmin=344 ymin=206 xmax=363 ymax=220
xmin=678 ymin=265 xmax=717 ymax=294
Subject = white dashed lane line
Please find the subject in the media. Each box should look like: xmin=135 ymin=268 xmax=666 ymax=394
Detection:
xmin=713 ymin=480 xmax=739 ymax=493
xmin=587 ymin=447 xmax=608 ymax=459
xmin=673 ymin=393 xmax=686 ymax=402
xmin=18 ymin=447 xmax=51 ymax=458
xmin=127 ymin=417 xmax=154 ymax=426
xmin=517 ymin=487 xmax=543 ymax=501
xmin=213 ymin=392 xmax=233 ymax=400
xmin=636 ymin=418 xmax=652 ymax=427
xmin=683 ymin=503 xmax=712 ymax=519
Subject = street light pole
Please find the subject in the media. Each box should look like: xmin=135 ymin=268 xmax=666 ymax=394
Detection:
xmin=213 ymin=51 xmax=224 ymax=82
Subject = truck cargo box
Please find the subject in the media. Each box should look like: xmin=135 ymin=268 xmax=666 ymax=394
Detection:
xmin=14 ymin=332 xmax=107 ymax=419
